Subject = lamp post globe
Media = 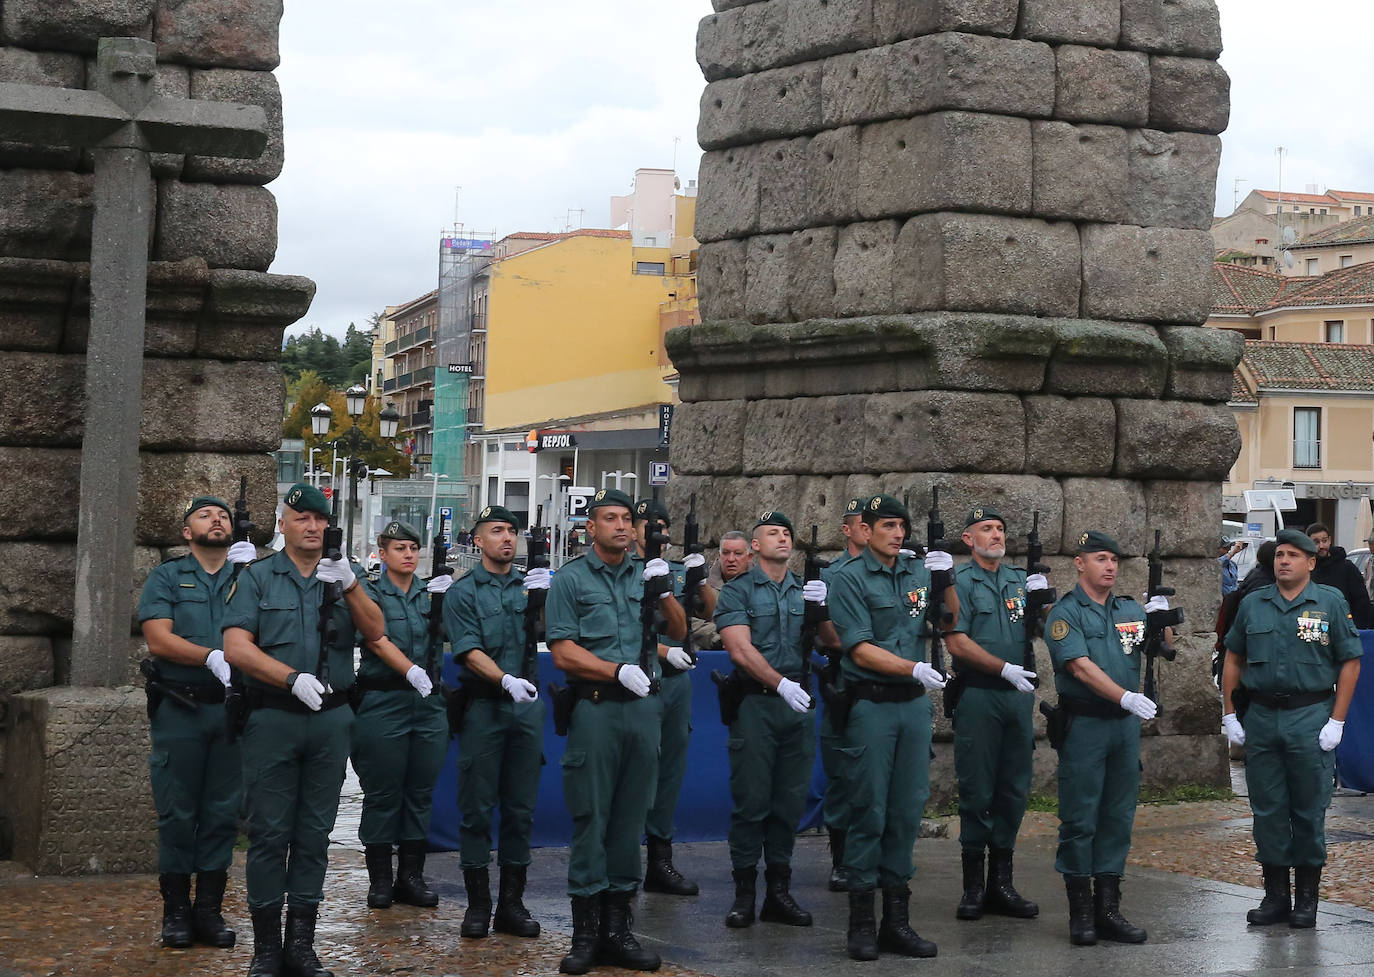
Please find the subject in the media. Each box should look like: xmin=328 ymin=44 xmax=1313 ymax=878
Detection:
xmin=345 ymin=384 xmax=368 ymax=418
xmin=310 ymin=402 xmax=332 ymax=437
xmin=379 ymin=403 xmax=401 ymax=440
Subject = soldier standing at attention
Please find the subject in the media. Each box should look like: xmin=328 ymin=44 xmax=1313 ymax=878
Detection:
xmin=714 ymin=510 xmax=838 ymax=928
xmin=633 ymin=497 xmax=712 ymax=897
xmin=351 ymin=520 xmax=450 ymax=911
xmin=1044 ymin=531 xmax=1164 ymax=947
xmin=828 ymin=494 xmax=953 ymax=961
xmin=546 ymin=488 xmax=686 ymax=974
xmin=224 ymin=483 xmax=385 ymax=977
xmin=944 ymin=506 xmax=1046 ymax=921
xmin=442 ymin=505 xmax=549 ymax=940
xmin=1222 ymin=529 xmax=1362 ymax=929
xmin=139 ymin=496 xmax=257 ymax=949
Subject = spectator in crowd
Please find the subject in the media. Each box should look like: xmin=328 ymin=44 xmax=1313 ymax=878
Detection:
xmin=1306 ymin=523 xmax=1374 ymax=629
xmin=1218 ymin=539 xmax=1246 ymax=597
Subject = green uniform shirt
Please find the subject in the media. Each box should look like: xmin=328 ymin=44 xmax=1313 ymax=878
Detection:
xmin=1045 ymin=583 xmax=1145 ymax=700
xmin=634 ymin=553 xmax=686 ymax=646
xmin=829 ymin=547 xmax=931 ymax=684
xmin=952 ymin=560 xmax=1028 ymax=666
xmin=546 ymin=548 xmax=650 ymax=674
xmin=1225 ymin=581 xmax=1362 ymax=694
xmin=223 ymin=549 xmax=360 ymax=691
xmin=713 ymin=562 xmax=806 ymax=676
xmin=357 ymin=571 xmax=435 ymax=682
xmin=444 ymin=563 xmax=530 ymax=678
xmin=137 ymin=554 xmax=234 ymax=683
xmin=821 ymin=550 xmax=861 ymax=585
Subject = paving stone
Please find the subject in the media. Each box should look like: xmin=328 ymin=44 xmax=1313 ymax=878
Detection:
xmin=1150 ymin=55 xmax=1231 ymax=134
xmin=1080 ymin=224 xmax=1214 ymax=325
xmin=1031 ymin=120 xmax=1129 ymax=223
xmin=1053 ymin=44 xmax=1150 ymax=126
xmin=1126 ymin=129 xmax=1223 ymax=230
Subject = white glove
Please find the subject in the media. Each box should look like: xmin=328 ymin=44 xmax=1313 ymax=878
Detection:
xmin=1319 ymin=717 xmax=1345 ymax=752
xmin=316 ymin=557 xmax=356 ymax=589
xmin=683 ymin=553 xmax=706 ymax=571
xmin=924 ymin=550 xmax=953 ymax=573
xmin=501 ymin=673 xmax=539 ymax=703
xmin=1026 ymin=573 xmax=1049 ymax=592
xmin=405 ymin=664 xmax=433 ymax=696
xmin=803 ymin=579 xmax=828 ymax=604
xmin=643 ymin=557 xmax=673 ymax=597
xmin=776 ymin=677 xmax=812 ymax=713
xmin=1120 ymin=690 xmax=1158 ymax=721
xmin=204 ymin=648 xmax=231 ymax=686
xmin=524 ymin=566 xmax=552 ymax=591
xmin=426 ymin=574 xmax=453 ymax=595
xmin=616 ymin=663 xmax=652 ymax=698
xmin=899 ymin=548 xmax=917 ymax=559
xmin=1222 ymin=712 xmax=1246 ymax=747
xmin=1143 ymin=594 xmax=1170 ymax=614
xmin=912 ymin=661 xmax=947 ymax=689
xmin=665 ymin=647 xmax=695 ymax=671
xmin=289 ymin=672 xmax=326 ymax=711
xmin=1000 ymin=661 xmax=1037 ymax=694
xmin=227 ymin=541 xmax=257 ymax=565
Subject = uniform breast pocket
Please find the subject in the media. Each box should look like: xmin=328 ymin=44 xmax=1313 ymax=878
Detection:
xmin=171 ymin=590 xmax=208 ymax=634
xmin=258 ymin=599 xmax=299 ymax=649
xmin=870 ymin=593 xmax=903 ymax=639
xmin=1243 ymin=623 xmax=1276 ymax=667
xmin=577 ymin=593 xmax=617 ymax=640
xmin=969 ymin=592 xmax=999 ymax=620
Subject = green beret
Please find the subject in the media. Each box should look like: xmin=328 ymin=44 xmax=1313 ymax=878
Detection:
xmin=965 ymin=505 xmax=1006 ymax=529
xmin=183 ymin=495 xmax=232 ymax=521
xmin=1074 ymin=530 xmax=1122 ymax=556
xmin=752 ymin=509 xmax=794 ymax=535
xmin=587 ymin=487 xmax=634 ymax=514
xmin=862 ymin=493 xmax=911 ymax=525
xmin=1275 ymin=529 xmax=1317 ymax=555
xmin=472 ymin=505 xmax=519 ymax=531
xmin=283 ymin=482 xmax=330 ymax=517
xmin=634 ymin=498 xmax=671 ymax=526
xmin=380 ymin=519 xmax=421 ymax=543
xmin=843 ymin=497 xmax=865 ymax=517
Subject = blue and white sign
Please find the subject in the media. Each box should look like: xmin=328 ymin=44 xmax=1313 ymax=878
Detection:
xmin=440 ymin=506 xmax=453 ymax=545
xmin=1245 ymin=522 xmax=1264 ymax=539
xmin=650 ymin=462 xmax=670 ymax=486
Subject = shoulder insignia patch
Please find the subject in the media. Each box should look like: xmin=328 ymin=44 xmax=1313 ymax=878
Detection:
xmin=1049 ymin=618 xmax=1069 ymax=641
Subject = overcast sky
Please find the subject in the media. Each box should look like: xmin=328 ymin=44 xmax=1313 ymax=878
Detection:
xmin=273 ymin=0 xmax=1373 ymax=336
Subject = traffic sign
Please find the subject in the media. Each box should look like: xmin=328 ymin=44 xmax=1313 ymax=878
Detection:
xmin=566 ymin=485 xmax=595 ymax=519
xmin=650 ymin=462 xmax=670 ymax=486
xmin=439 ymin=506 xmax=453 ymax=545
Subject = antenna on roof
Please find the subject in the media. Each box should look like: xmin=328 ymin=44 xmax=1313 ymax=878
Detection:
xmin=1234 ymin=177 xmax=1248 ymax=211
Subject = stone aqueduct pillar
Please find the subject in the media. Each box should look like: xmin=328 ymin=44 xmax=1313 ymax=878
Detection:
xmin=667 ymin=0 xmax=1241 ymax=801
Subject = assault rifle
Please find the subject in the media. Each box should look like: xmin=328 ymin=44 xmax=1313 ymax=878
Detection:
xmin=1143 ymin=529 xmax=1183 ymax=706
xmin=316 ymin=484 xmax=344 ymax=692
xmin=1021 ymin=511 xmax=1056 ymax=689
xmin=680 ymin=495 xmax=705 ymax=666
xmin=523 ymin=505 xmax=549 ymax=682
xmin=638 ymin=509 xmax=671 ymax=692
xmin=424 ymin=511 xmax=450 ymax=688
xmin=224 ymin=476 xmax=254 ymax=740
xmin=799 ymin=525 xmax=829 ymax=703
xmin=924 ymin=487 xmax=952 ymax=675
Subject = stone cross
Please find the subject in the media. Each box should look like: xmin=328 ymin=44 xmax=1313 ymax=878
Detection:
xmin=0 ymin=37 xmax=267 ymax=686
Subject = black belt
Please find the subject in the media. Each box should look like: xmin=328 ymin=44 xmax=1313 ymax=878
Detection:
xmin=850 ymin=680 xmax=925 ymax=703
xmin=354 ymin=674 xmax=414 ymax=693
xmin=461 ymin=680 xmax=505 ymax=700
xmin=164 ymin=681 xmax=227 ymax=704
xmin=1060 ymin=696 xmax=1130 ymax=720
xmin=737 ymin=673 xmax=805 ymax=697
xmin=955 ymin=669 xmax=1012 ymax=691
xmin=1248 ymin=689 xmax=1333 ymax=710
xmin=571 ymin=681 xmax=659 ymax=704
xmin=247 ymin=687 xmax=352 ymax=714
xmin=662 ymin=661 xmax=691 ymax=677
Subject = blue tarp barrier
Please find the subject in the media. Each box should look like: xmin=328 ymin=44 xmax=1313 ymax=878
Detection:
xmin=1335 ymin=630 xmax=1374 ymax=791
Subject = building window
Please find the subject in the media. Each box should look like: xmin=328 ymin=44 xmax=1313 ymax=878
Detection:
xmin=1325 ymin=320 xmax=1345 ymax=343
xmin=1306 ymin=257 xmax=1320 ymax=275
xmin=1357 ymin=206 xmax=1364 ymax=216
xmin=1341 ymin=254 xmax=1355 ymax=268
xmin=1294 ymin=407 xmax=1321 ymax=469
xmin=635 ymin=261 xmax=666 ymax=275
xmin=1320 ymin=208 xmax=1328 ymax=215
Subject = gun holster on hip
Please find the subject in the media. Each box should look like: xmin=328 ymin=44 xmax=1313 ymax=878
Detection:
xmin=1039 ymin=700 xmax=1073 ymax=751
xmin=547 ymin=683 xmax=575 ymax=736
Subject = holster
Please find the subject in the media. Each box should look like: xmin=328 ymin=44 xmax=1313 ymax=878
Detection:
xmin=819 ymin=678 xmax=855 ymax=733
xmin=710 ymin=669 xmax=741 ymax=726
xmin=139 ymin=659 xmax=199 ymax=719
xmin=224 ymin=685 xmax=249 ymax=741
xmin=942 ymin=670 xmax=965 ymax=721
xmin=446 ymin=683 xmax=470 ymax=738
xmin=144 ymin=682 xmax=163 ymax=721
xmin=1039 ymin=700 xmax=1073 ymax=751
xmin=548 ymin=683 xmax=575 ymax=736
xmin=347 ymin=683 xmax=366 ymax=714
xmin=1232 ymin=684 xmax=1250 ymax=724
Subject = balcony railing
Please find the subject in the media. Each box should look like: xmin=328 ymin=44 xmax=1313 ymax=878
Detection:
xmin=382 ymin=377 xmax=397 ymax=392
xmin=384 ymin=338 xmax=398 ymax=355
xmin=1294 ymin=440 xmax=1322 ymax=469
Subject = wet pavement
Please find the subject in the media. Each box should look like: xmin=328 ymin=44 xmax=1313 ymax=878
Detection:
xmin=1 ymin=762 xmax=1371 ymax=976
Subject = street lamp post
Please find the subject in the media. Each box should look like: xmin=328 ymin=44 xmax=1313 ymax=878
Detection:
xmin=538 ymin=472 xmax=571 ymax=567
xmin=424 ymin=472 xmax=449 ymax=556
xmin=311 ymin=389 xmax=401 ymax=558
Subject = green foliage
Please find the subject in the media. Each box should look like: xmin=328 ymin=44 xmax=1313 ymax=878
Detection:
xmin=280 ymin=319 xmax=377 ymax=387
xmin=283 ymin=372 xmax=411 ymax=479
xmin=1138 ymin=783 xmax=1235 ymax=806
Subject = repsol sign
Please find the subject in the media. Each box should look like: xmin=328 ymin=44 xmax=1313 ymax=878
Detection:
xmin=539 ymin=432 xmax=577 ymax=450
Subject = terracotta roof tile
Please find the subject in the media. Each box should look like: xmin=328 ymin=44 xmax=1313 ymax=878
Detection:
xmin=1268 ymin=261 xmax=1374 ymax=308
xmin=1295 ymin=215 xmax=1374 ymax=248
xmin=1231 ymin=369 xmax=1257 ymax=403
xmin=1211 ymin=262 xmax=1288 ymax=314
xmin=1242 ymin=340 xmax=1374 ymax=391
xmin=1253 ymin=189 xmax=1338 ymax=205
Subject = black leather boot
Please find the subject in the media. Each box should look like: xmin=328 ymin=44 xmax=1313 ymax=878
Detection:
xmin=282 ymin=904 xmax=333 ymax=977
xmin=1290 ymin=865 xmax=1320 ymax=928
xmin=460 ymin=867 xmax=491 ymax=938
xmin=392 ymin=840 xmax=438 ymax=907
xmin=725 ymin=867 xmax=756 ymax=928
xmin=984 ymin=848 xmax=1038 ymax=918
xmin=364 ymin=845 xmax=393 ymax=909
xmin=846 ymin=887 xmax=879 ymax=961
xmin=559 ymin=894 xmax=601 ymax=975
xmin=191 ymin=870 xmax=236 ymax=947
xmin=643 ymin=835 xmax=698 ymax=896
xmin=1093 ymin=875 xmax=1147 ymax=943
xmin=955 ymin=849 xmax=985 ymax=920
xmin=493 ymin=864 xmax=540 ymax=937
xmin=1065 ymin=876 xmax=1096 ymax=946
xmin=1247 ymin=864 xmax=1291 ymax=925
xmin=759 ymin=863 xmax=812 ymax=926
xmin=828 ymin=828 xmax=848 ymax=892
xmin=158 ymin=872 xmax=193 ymax=948
xmin=878 ymin=885 xmax=937 ymax=958
xmin=247 ymin=904 xmax=283 ymax=977
xmin=598 ymin=890 xmax=661 ymax=971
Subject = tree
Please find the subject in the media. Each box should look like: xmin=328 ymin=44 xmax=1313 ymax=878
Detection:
xmin=283 ymin=376 xmax=412 ymax=480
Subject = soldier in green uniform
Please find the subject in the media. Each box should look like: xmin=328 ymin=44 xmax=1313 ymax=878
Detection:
xmin=442 ymin=505 xmax=547 ymax=940
xmin=714 ymin=509 xmax=837 ymax=929
xmin=224 ymin=483 xmax=385 ymax=977
xmin=944 ymin=505 xmax=1047 ymax=921
xmin=546 ymin=488 xmax=686 ymax=974
xmin=138 ymin=496 xmax=257 ymax=949
xmin=828 ymin=494 xmax=952 ymax=961
xmin=350 ymin=519 xmax=450 ymax=911
xmin=1221 ymin=529 xmax=1362 ymax=929
xmin=633 ymin=497 xmax=713 ymax=897
xmin=1044 ymin=530 xmax=1164 ymax=947
xmin=819 ymin=497 xmax=869 ymax=891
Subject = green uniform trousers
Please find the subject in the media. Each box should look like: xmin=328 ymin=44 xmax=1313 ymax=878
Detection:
xmin=953 ymin=686 xmax=1034 ymax=852
xmin=728 ymin=693 xmax=815 ymax=869
xmin=350 ymin=689 xmax=448 ymax=845
xmin=645 ymin=669 xmax=691 ymax=840
xmin=562 ymin=694 xmax=663 ymax=897
xmin=819 ymin=708 xmax=848 ymax=830
xmin=457 ymin=697 xmax=544 ymax=869
xmin=242 ymin=704 xmax=354 ymax=910
xmin=841 ymin=696 xmax=933 ymax=890
xmin=1055 ymin=714 xmax=1139 ymax=877
xmin=149 ymin=700 xmax=242 ymax=874
xmin=1243 ymin=702 xmax=1336 ymax=867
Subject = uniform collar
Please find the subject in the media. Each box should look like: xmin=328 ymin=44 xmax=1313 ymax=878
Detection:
xmin=859 ymin=547 xmax=899 ymax=575
xmin=377 ymin=569 xmax=423 ymax=598
xmin=587 ymin=546 xmax=634 ymax=577
xmin=747 ymin=561 xmax=796 ymax=589
xmin=1068 ymin=581 xmax=1119 ymax=608
xmin=963 ymin=558 xmax=1007 ymax=583
xmin=472 ymin=562 xmax=520 ymax=586
xmin=1263 ymin=580 xmax=1320 ymax=608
